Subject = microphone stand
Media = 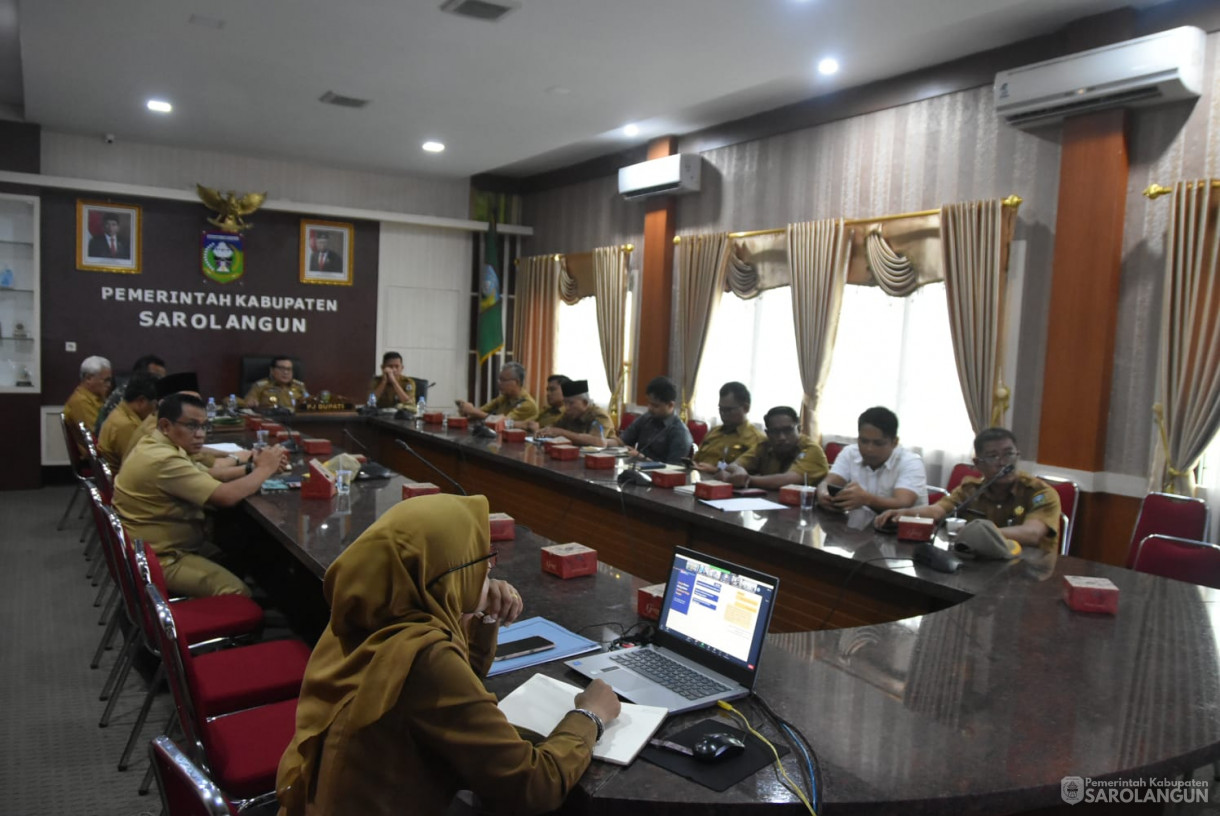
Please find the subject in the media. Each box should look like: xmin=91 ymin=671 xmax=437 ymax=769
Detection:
xmin=393 ymin=438 xmax=468 ymax=495
xmin=915 ymin=463 xmax=1015 ymax=574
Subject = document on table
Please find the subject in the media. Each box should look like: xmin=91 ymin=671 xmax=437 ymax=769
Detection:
xmin=204 ymin=442 xmax=246 ymax=454
xmin=499 ymin=673 xmax=667 ymax=765
xmin=699 ymin=497 xmax=788 ymax=512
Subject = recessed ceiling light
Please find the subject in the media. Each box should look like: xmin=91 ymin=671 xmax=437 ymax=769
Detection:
xmin=817 ymin=57 xmax=839 ymax=76
xmin=622 ymin=124 xmax=640 ymax=137
xmin=422 ymin=141 xmax=445 ymax=153
xmin=146 ymin=99 xmax=173 ymax=113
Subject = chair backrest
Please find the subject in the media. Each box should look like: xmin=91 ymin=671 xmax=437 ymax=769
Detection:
xmin=926 ymin=486 xmax=949 ymax=505
xmin=1126 ymin=492 xmax=1210 ymax=568
xmin=619 ymin=411 xmax=640 ymax=432
xmin=824 ymin=441 xmax=844 ymax=464
xmin=409 ymin=376 xmax=429 ymax=403
xmin=88 ymin=454 xmax=116 ymax=503
xmin=78 ymin=421 xmax=100 ymax=462
xmin=1036 ymin=474 xmax=1080 ymax=556
xmin=687 ymin=420 xmax=709 ymax=446
xmin=947 ymin=463 xmax=982 ymax=492
xmin=239 ymin=356 xmax=305 ymax=397
xmin=86 ymin=483 xmax=126 ymax=591
xmin=150 ymin=735 xmax=235 ymax=816
xmin=59 ymin=412 xmax=91 ymax=478
xmin=146 ymin=583 xmax=210 ymax=765
xmin=1132 ymin=534 xmax=1220 ymax=590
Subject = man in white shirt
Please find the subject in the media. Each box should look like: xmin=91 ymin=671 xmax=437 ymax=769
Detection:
xmin=817 ymin=406 xmax=927 ymax=512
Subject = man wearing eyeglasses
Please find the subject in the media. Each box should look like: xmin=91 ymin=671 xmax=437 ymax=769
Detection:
xmin=244 ymin=355 xmax=308 ymax=411
xmin=113 ymin=393 xmax=287 ymax=598
xmin=875 ymin=427 xmax=1060 ymax=552
xmin=718 ymin=405 xmax=828 ymax=490
xmin=693 ymin=381 xmax=766 ymax=472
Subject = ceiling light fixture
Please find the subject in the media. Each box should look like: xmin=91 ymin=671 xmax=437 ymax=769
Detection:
xmin=146 ymin=99 xmax=173 ymax=113
xmin=422 ymin=141 xmax=445 ymax=153
xmin=623 ymin=124 xmax=640 ymax=137
xmin=817 ymin=57 xmax=839 ymax=76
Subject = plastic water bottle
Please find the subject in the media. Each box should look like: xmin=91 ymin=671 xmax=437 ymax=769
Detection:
xmin=206 ymin=397 xmax=217 ymax=420
xmin=227 ymin=393 xmax=237 ymax=413
xmin=367 ymin=392 xmax=377 ymax=409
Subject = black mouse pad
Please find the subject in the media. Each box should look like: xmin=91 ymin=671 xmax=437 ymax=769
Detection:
xmin=640 ymin=718 xmax=789 ymax=792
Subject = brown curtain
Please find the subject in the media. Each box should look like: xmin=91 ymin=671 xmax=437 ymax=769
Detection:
xmin=675 ymin=233 xmax=731 ymax=420
xmin=940 ymin=200 xmax=1013 ymax=431
xmin=787 ymin=219 xmax=851 ymax=437
xmin=865 ymin=225 xmax=920 ymax=296
xmin=1153 ymin=180 xmax=1220 ymax=494
xmin=511 ymin=255 xmax=562 ymax=399
xmin=593 ymin=246 xmax=630 ymax=425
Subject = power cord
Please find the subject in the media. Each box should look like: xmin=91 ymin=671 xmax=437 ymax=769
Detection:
xmin=716 ymin=700 xmax=817 ymax=815
xmin=752 ymin=691 xmax=823 ymax=815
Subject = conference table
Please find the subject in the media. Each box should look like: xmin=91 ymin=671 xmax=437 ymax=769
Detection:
xmin=234 ymin=415 xmax=1220 ymax=814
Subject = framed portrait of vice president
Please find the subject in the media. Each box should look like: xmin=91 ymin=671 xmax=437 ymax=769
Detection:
xmin=77 ymin=200 xmax=142 ymax=274
xmin=300 ymin=219 xmax=354 ymax=285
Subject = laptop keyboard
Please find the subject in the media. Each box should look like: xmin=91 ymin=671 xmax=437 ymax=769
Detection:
xmin=610 ymin=649 xmax=731 ymax=700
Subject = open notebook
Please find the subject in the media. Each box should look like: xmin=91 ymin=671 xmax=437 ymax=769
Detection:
xmin=498 ymin=674 xmax=667 ymax=766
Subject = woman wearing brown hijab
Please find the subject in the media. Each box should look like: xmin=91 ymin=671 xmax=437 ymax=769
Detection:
xmin=276 ymin=494 xmax=620 ymax=815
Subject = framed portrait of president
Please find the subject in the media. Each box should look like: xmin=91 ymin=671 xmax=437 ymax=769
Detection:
xmin=300 ymin=219 xmax=353 ymax=285
xmin=77 ymin=200 xmax=142 ymax=274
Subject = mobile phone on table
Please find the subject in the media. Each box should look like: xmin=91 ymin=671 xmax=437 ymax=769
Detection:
xmin=494 ymin=636 xmax=556 ymax=662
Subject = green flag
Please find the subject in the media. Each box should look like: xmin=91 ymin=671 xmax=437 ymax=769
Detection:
xmin=477 ymin=220 xmax=504 ymax=364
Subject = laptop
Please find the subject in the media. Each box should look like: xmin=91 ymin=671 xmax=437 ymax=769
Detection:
xmin=566 ymin=547 xmax=779 ymax=714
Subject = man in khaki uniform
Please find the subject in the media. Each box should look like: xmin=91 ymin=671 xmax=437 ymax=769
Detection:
xmin=64 ymin=355 xmax=112 ymax=445
xmin=721 ymin=406 xmax=829 ymax=489
xmin=693 ymin=381 xmax=765 ymax=470
xmin=876 ymin=427 xmax=1061 ymax=553
xmin=97 ymin=372 xmax=159 ymax=469
xmin=244 ymin=355 xmax=308 ymax=410
xmin=94 ymin=354 xmax=167 ymax=436
xmin=113 ymin=394 xmax=286 ymax=597
xmin=537 ymin=379 xmax=613 ymax=447
xmin=457 ymin=361 xmax=538 ymax=423
xmin=525 ymin=374 xmax=568 ymax=433
xmin=369 ymin=351 xmax=417 ymax=410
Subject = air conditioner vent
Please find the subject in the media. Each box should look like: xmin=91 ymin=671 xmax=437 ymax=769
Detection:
xmin=1005 ymin=86 xmax=1162 ymax=127
xmin=440 ymin=0 xmax=518 ymax=21
xmin=318 ymin=91 xmax=370 ymax=109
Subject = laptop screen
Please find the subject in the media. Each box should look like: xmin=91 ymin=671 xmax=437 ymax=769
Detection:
xmin=658 ymin=548 xmax=778 ymax=673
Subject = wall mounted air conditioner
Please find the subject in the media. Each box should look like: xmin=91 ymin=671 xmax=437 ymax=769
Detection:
xmin=994 ymin=26 xmax=1205 ymax=129
xmin=618 ymin=154 xmax=702 ymax=200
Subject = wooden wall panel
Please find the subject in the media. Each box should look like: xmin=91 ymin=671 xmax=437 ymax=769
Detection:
xmin=635 ymin=137 xmax=677 ymax=395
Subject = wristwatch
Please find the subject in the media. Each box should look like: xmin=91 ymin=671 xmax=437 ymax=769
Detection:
xmin=571 ymin=708 xmax=605 ymax=741
xmin=245 ymin=460 xmax=254 ymax=475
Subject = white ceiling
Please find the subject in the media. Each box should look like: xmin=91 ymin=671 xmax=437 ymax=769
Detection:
xmin=12 ymin=0 xmax=1163 ymax=180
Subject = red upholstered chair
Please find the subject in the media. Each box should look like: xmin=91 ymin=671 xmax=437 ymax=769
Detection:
xmin=947 ymin=463 xmax=982 ymax=492
xmin=147 ymin=584 xmax=303 ymax=804
xmin=1132 ymin=534 xmax=1220 ymax=590
xmin=824 ymin=441 xmax=844 ymax=464
xmin=687 ymin=419 xmax=709 ymax=446
xmin=1036 ymin=474 xmax=1080 ymax=556
xmin=619 ymin=411 xmax=640 ymax=432
xmin=149 ymin=735 xmax=237 ymax=816
xmin=57 ymin=412 xmax=93 ymax=533
xmin=1125 ymin=492 xmax=1209 ymax=569
xmin=926 ymin=486 xmax=949 ymax=505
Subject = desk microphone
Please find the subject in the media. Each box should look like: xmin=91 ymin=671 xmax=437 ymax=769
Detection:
xmin=471 ymin=422 xmax=498 ymax=440
xmin=915 ymin=464 xmax=1015 ymax=574
xmin=276 ymin=414 xmax=298 ymax=452
xmin=393 ymin=438 xmax=467 ymax=496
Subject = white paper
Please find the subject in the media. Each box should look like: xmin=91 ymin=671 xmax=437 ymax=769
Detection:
xmin=672 ymin=484 xmax=697 ymax=495
xmin=203 ymin=442 xmax=246 ymax=454
xmin=699 ymin=497 xmax=788 ymax=512
xmin=498 ymin=674 xmax=667 ymax=766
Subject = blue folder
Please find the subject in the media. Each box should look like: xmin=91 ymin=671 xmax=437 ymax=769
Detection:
xmin=486 ymin=616 xmax=601 ymax=677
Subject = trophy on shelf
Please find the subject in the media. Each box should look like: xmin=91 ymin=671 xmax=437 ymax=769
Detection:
xmin=12 ymin=322 xmax=27 ymax=339
xmin=15 ymin=365 xmax=32 ymax=387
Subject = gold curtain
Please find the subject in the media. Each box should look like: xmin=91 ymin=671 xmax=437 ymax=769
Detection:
xmin=940 ymin=200 xmax=1014 ymax=432
xmin=787 ymin=220 xmax=851 ymax=437
xmin=593 ymin=246 xmax=630 ymax=426
xmin=675 ymin=233 xmax=731 ymax=420
xmin=511 ymin=255 xmax=563 ymax=399
xmin=1153 ymin=181 xmax=1220 ymax=494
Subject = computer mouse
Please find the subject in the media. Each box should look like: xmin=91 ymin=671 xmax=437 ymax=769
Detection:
xmin=617 ymin=469 xmax=653 ymax=487
xmin=692 ymin=732 xmax=746 ymax=763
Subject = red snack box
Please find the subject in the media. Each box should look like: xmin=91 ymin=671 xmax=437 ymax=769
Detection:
xmin=422 ymin=411 xmax=445 ymax=425
xmin=637 ymin=583 xmax=666 ymax=621
xmin=302 ymin=438 xmax=332 ymax=456
xmin=541 ymin=543 xmax=598 ymax=579
xmin=778 ymin=484 xmax=818 ymax=507
xmin=260 ymin=422 xmax=284 ymax=434
xmin=549 ymin=444 xmax=580 ymax=461
xmin=584 ymin=453 xmax=616 ymax=470
xmin=301 ymin=458 xmax=336 ymax=499
xmin=402 ymin=482 xmax=441 ymax=499
xmin=695 ymin=479 xmax=733 ymax=500
xmin=1063 ymin=575 xmax=1120 ymax=615
xmin=540 ymin=436 xmax=571 ymax=448
xmin=896 ymin=515 xmax=935 ymax=542
xmin=650 ymin=469 xmax=688 ymax=489
xmin=244 ymin=416 xmax=263 ymax=431
xmin=447 ymin=415 xmax=469 ymax=429
xmin=489 ymin=512 xmax=516 ymax=541
xmin=502 ymin=428 xmax=527 ymax=443
xmin=275 ymin=430 xmax=302 ymax=442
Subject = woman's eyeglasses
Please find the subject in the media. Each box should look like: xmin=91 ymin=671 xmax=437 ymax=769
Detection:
xmin=425 ymin=550 xmax=497 ymax=591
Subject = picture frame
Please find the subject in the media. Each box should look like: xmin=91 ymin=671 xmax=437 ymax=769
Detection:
xmin=300 ymin=219 xmax=354 ymax=285
xmin=77 ymin=200 xmax=142 ymax=273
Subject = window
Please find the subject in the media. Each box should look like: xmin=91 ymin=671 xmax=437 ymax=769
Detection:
xmin=1194 ymin=439 xmax=1220 ymax=545
xmin=554 ymin=297 xmax=611 ymax=406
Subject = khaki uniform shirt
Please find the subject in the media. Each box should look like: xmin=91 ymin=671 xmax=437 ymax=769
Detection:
xmin=533 ymin=404 xmax=563 ymax=429
xmin=735 ymin=434 xmax=829 ymax=482
xmin=112 ymin=430 xmax=221 ymax=558
xmin=937 ymin=472 xmax=1061 ymax=552
xmin=368 ymin=375 xmax=416 ymax=409
xmin=693 ymin=422 xmax=766 ymax=466
xmin=98 ymin=400 xmax=144 ymax=469
xmin=554 ymin=404 xmax=613 ymax=437
xmin=64 ymin=384 xmax=104 ymax=441
xmin=480 ymin=391 xmax=538 ymax=423
xmin=244 ymin=378 xmax=308 ymax=410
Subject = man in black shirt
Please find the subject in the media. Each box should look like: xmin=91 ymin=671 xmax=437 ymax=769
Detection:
xmin=619 ymin=376 xmax=692 ymax=465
